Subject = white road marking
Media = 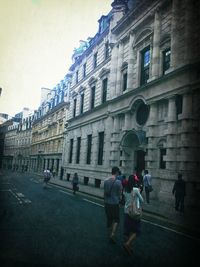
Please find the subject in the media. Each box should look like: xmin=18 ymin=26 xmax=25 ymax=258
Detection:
xmin=142 ymin=218 xmax=200 ymax=241
xmin=83 ymin=198 xmax=104 ymax=207
xmin=24 ymin=199 xmax=32 ymax=203
xmin=1 ymin=189 xmax=31 ymax=205
xmin=16 ymin=193 xmax=24 ymax=197
xmin=81 ymin=197 xmax=198 ymax=241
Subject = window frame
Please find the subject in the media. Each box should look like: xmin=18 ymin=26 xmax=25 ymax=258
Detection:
xmin=102 ymin=78 xmax=108 ymax=104
xmin=140 ymin=46 xmax=150 ymax=86
xmin=76 ymin=137 xmax=81 ymax=164
xmin=162 ymin=48 xmax=171 ymax=75
xmin=98 ymin=131 xmax=104 ymax=165
xmin=86 ymin=134 xmax=92 ymax=165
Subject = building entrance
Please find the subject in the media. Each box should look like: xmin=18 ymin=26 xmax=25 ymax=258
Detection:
xmin=120 ymin=130 xmax=146 ymax=175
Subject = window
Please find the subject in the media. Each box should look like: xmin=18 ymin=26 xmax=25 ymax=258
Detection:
xmin=76 ymin=137 xmax=81 ymax=164
xmin=123 ymin=72 xmax=127 ymax=91
xmin=98 ymin=132 xmax=104 ymax=165
xmin=160 ymin=148 xmax=166 ymax=169
xmin=136 ymin=103 xmax=149 ymax=125
xmin=91 ymin=86 xmax=96 ymax=109
xmin=105 ymin=42 xmax=109 ymax=60
xmin=93 ymin=52 xmax=98 ymax=69
xmin=86 ymin=134 xmax=92 ymax=164
xmin=69 ymin=139 xmax=74 ymax=163
xmin=80 ymin=93 xmax=84 ymax=114
xmin=141 ymin=46 xmax=150 ymax=85
xmin=73 ymin=99 xmax=77 ymax=117
xmin=83 ymin=63 xmax=86 ymax=78
xmin=76 ymin=70 xmax=79 ymax=84
xmin=102 ymin=78 xmax=108 ymax=103
xmin=163 ymin=48 xmax=171 ymax=74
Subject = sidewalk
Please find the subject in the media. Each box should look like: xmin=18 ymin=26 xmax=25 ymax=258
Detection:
xmin=47 ymin=177 xmax=200 ymax=237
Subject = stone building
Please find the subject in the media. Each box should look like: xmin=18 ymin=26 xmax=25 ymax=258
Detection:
xmin=30 ymin=83 xmax=70 ymax=178
xmin=2 ymin=109 xmax=34 ymax=171
xmin=62 ymin=0 xmax=200 ymax=206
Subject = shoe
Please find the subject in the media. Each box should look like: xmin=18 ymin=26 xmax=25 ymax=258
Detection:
xmin=123 ymin=243 xmax=132 ymax=255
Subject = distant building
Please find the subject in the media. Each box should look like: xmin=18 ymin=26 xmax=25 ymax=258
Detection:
xmin=2 ymin=109 xmax=34 ymax=171
xmin=29 ymin=82 xmax=70 ymax=178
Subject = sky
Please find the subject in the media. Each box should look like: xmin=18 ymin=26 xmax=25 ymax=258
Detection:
xmin=0 ymin=0 xmax=112 ymax=117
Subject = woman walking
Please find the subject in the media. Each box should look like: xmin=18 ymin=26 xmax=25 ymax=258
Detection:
xmin=123 ymin=175 xmax=144 ymax=255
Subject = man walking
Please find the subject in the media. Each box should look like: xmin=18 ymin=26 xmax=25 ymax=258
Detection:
xmin=143 ymin=169 xmax=152 ymax=204
xmin=104 ymin=166 xmax=122 ymax=243
xmin=172 ymin=173 xmax=186 ymax=212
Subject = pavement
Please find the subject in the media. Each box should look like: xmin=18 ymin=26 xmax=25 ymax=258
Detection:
xmin=45 ymin=176 xmax=200 ymax=238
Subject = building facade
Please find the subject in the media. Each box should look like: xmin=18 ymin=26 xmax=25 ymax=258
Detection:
xmin=30 ymin=83 xmax=69 ymax=178
xmin=2 ymin=109 xmax=34 ymax=171
xmin=62 ymin=0 xmax=200 ymax=206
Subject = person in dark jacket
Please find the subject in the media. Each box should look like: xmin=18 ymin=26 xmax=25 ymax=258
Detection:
xmin=72 ymin=173 xmax=79 ymax=194
xmin=172 ymin=173 xmax=186 ymax=212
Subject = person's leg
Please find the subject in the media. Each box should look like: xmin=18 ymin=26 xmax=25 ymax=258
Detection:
xmin=180 ymin=196 xmax=184 ymax=212
xmin=176 ymin=195 xmax=180 ymax=210
xmin=145 ymin=187 xmax=149 ymax=203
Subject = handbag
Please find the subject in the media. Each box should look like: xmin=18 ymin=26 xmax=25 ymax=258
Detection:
xmin=147 ymin=185 xmax=153 ymax=192
xmin=128 ymin=191 xmax=142 ymax=220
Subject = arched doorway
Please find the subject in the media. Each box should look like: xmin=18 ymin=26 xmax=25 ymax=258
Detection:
xmin=120 ymin=130 xmax=146 ymax=175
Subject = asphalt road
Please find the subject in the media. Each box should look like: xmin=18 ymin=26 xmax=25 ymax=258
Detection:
xmin=0 ymin=171 xmax=199 ymax=267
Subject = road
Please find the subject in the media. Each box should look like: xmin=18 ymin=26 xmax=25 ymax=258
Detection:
xmin=0 ymin=171 xmax=199 ymax=267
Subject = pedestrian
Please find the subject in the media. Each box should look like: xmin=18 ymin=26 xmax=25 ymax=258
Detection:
xmin=43 ymin=169 xmax=52 ymax=188
xmin=172 ymin=173 xmax=186 ymax=212
xmin=123 ymin=176 xmax=144 ymax=255
xmin=72 ymin=172 xmax=79 ymax=194
xmin=104 ymin=166 xmax=122 ymax=244
xmin=128 ymin=168 xmax=143 ymax=192
xmin=143 ymin=169 xmax=152 ymax=204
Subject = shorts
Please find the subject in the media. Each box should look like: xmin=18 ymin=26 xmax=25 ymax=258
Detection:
xmin=104 ymin=203 xmax=120 ymax=228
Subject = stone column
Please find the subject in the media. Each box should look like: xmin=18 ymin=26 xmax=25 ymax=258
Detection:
xmin=124 ymin=112 xmax=131 ymax=130
xmin=104 ymin=115 xmax=113 ymax=168
xmin=184 ymin=0 xmax=193 ymax=64
xmin=109 ymin=44 xmax=118 ymax=99
xmin=167 ymin=97 xmax=176 ymax=122
xmin=151 ymin=10 xmax=161 ymax=79
xmin=171 ymin=0 xmax=180 ymax=69
xmin=147 ymin=103 xmax=157 ymax=126
xmin=116 ymin=41 xmax=123 ymax=96
xmin=127 ymin=32 xmax=135 ymax=90
xmin=92 ymin=134 xmax=98 ymax=166
xmin=113 ymin=115 xmax=120 ymax=133
xmin=182 ymin=93 xmax=193 ymax=118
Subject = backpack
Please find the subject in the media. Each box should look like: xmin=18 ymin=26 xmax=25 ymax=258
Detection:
xmin=127 ymin=190 xmax=142 ymax=220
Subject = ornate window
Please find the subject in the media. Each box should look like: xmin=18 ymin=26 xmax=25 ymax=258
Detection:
xmin=102 ymin=78 xmax=108 ymax=103
xmin=69 ymin=138 xmax=74 ymax=163
xmin=73 ymin=98 xmax=77 ymax=118
xmin=105 ymin=41 xmax=109 ymax=60
xmin=136 ymin=102 xmax=149 ymax=125
xmin=140 ymin=46 xmax=150 ymax=85
xmin=98 ymin=132 xmax=104 ymax=165
xmin=93 ymin=52 xmax=98 ymax=69
xmin=80 ymin=93 xmax=84 ymax=114
xmin=86 ymin=134 xmax=92 ymax=164
xmin=163 ymin=48 xmax=171 ymax=74
xmin=91 ymin=86 xmax=96 ymax=109
xmin=76 ymin=137 xmax=81 ymax=164
xmin=83 ymin=63 xmax=86 ymax=78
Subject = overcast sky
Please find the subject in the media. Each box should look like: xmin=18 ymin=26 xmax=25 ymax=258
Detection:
xmin=0 ymin=0 xmax=112 ymax=117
